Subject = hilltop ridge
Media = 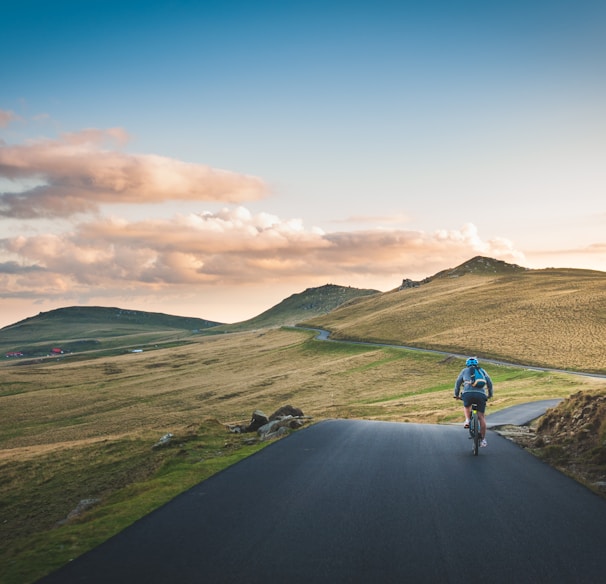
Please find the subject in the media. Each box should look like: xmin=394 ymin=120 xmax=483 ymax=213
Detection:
xmin=399 ymin=256 xmax=527 ymax=289
xmin=213 ymin=283 xmax=380 ymax=332
xmin=2 ymin=256 xmax=605 ymax=371
xmin=0 ymin=306 xmax=223 ymax=358
xmin=304 ymin=257 xmax=606 ymax=373
xmin=433 ymin=255 xmax=528 ymax=277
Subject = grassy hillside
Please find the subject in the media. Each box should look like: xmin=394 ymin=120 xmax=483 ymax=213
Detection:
xmin=2 ymin=256 xmax=606 ymax=582
xmin=303 ymin=257 xmax=606 ymax=374
xmin=1 ymin=333 xmax=605 ymax=582
xmin=0 ymin=306 xmax=222 ymax=358
xmin=212 ymin=284 xmax=379 ymax=332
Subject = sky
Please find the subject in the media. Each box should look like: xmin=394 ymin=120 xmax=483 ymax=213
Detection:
xmin=1 ymin=0 xmax=605 ymax=328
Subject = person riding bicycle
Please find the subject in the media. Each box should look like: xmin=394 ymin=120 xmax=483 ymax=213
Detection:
xmin=454 ymin=357 xmax=493 ymax=447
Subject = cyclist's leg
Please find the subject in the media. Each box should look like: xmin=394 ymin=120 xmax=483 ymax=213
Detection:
xmin=475 ymin=396 xmax=488 ymax=439
xmin=477 ymin=411 xmax=487 ymax=439
xmin=461 ymin=394 xmax=473 ymax=424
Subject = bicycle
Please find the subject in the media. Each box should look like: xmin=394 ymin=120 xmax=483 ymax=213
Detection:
xmin=468 ymin=401 xmax=481 ymax=456
xmin=456 ymin=397 xmax=483 ymax=456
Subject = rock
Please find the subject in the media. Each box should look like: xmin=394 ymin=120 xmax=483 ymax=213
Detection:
xmin=228 ymin=406 xmax=311 ymax=437
xmin=269 ymin=405 xmax=304 ymax=420
xmin=152 ymin=432 xmax=174 ymax=449
xmin=56 ymin=498 xmax=101 ymax=526
xmin=258 ymin=419 xmax=281 ymax=436
xmin=258 ymin=416 xmax=307 ymax=440
xmin=260 ymin=426 xmax=290 ymax=442
xmin=399 ymin=278 xmax=421 ymax=289
xmin=245 ymin=410 xmax=269 ymax=432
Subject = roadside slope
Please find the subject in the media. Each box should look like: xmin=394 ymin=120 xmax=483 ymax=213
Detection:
xmin=303 ymin=264 xmax=606 ymax=373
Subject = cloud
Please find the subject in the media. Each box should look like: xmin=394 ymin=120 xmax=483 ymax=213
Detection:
xmin=0 ymin=129 xmax=269 ymax=218
xmin=0 ymin=109 xmax=20 ymax=128
xmin=0 ymin=207 xmax=525 ymax=300
xmin=0 ymin=260 xmax=45 ymax=274
xmin=332 ymin=212 xmax=412 ymax=225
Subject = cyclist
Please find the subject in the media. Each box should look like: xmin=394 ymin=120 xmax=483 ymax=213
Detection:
xmin=454 ymin=357 xmax=493 ymax=447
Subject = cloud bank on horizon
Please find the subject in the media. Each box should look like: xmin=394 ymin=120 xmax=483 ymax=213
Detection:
xmin=1 ymin=0 xmax=605 ymax=326
xmin=0 ymin=111 xmax=525 ymax=323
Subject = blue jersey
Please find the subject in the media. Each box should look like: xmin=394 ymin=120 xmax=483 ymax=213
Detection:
xmin=454 ymin=366 xmax=493 ymax=398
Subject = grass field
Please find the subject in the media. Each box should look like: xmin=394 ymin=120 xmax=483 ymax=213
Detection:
xmin=1 ymin=326 xmax=604 ymax=583
xmin=303 ymin=269 xmax=606 ymax=373
xmin=2 ymin=260 xmax=606 ymax=583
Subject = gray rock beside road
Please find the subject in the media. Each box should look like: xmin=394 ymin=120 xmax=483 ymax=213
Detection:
xmin=228 ymin=405 xmax=311 ymax=440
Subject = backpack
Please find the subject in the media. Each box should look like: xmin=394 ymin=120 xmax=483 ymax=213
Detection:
xmin=470 ymin=366 xmax=487 ymax=389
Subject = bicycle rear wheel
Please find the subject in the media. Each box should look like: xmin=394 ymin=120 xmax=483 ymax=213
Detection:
xmin=471 ymin=412 xmax=480 ymax=456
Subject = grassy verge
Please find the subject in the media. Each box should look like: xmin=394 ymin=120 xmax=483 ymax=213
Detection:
xmin=0 ymin=420 xmax=269 ymax=584
xmin=1 ymin=327 xmax=603 ymax=582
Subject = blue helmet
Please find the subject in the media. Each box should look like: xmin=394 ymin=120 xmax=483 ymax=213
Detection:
xmin=466 ymin=357 xmax=479 ymax=367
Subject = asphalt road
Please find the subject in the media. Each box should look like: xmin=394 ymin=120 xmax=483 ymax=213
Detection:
xmin=39 ymin=419 xmax=606 ymax=584
xmin=485 ymin=399 xmax=563 ymax=427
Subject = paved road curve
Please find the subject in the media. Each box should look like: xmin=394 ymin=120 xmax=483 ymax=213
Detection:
xmin=485 ymin=399 xmax=563 ymax=427
xmin=40 ymin=420 xmax=606 ymax=584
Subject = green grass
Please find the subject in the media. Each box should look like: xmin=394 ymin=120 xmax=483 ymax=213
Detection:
xmin=304 ymin=268 xmax=606 ymax=373
xmin=212 ymin=284 xmax=379 ymax=332
xmin=0 ymin=421 xmax=268 ymax=584
xmin=1 ymin=322 xmax=604 ymax=581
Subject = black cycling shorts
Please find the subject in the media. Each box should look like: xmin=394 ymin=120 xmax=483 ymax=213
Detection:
xmin=462 ymin=392 xmax=487 ymax=413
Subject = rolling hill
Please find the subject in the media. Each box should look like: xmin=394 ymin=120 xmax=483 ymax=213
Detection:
xmin=0 ymin=285 xmax=379 ymax=357
xmin=302 ymin=256 xmax=606 ymax=373
xmin=212 ymin=283 xmax=380 ymax=332
xmin=2 ymin=255 xmax=605 ymax=583
xmin=2 ymin=256 xmax=604 ymax=372
xmin=0 ymin=306 xmax=223 ymax=358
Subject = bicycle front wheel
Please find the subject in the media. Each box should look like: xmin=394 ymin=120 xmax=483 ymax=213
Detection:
xmin=471 ymin=413 xmax=480 ymax=456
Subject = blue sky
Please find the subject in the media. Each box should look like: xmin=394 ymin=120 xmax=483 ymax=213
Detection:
xmin=1 ymin=0 xmax=605 ymax=326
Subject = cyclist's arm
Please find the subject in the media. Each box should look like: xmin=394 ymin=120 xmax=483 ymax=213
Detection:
xmin=454 ymin=372 xmax=464 ymax=398
xmin=485 ymin=372 xmax=494 ymax=398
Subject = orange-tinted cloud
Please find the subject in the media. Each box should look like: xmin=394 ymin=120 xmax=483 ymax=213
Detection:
xmin=0 ymin=129 xmax=268 ymax=218
xmin=0 ymin=109 xmax=19 ymax=128
xmin=0 ymin=207 xmax=524 ymax=298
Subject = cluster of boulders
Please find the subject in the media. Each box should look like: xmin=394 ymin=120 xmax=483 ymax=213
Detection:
xmin=228 ymin=405 xmax=312 ymax=441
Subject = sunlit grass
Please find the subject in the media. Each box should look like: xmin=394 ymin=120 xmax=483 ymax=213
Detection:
xmin=1 ymin=326 xmax=604 ymax=583
xmin=304 ymin=270 xmax=606 ymax=373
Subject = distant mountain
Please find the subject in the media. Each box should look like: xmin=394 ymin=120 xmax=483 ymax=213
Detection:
xmin=3 ymin=306 xmax=222 ymax=333
xmin=303 ymin=256 xmax=606 ymax=373
xmin=214 ymin=284 xmax=380 ymax=332
xmin=399 ymin=256 xmax=527 ymax=289
xmin=432 ymin=255 xmax=528 ymax=278
xmin=0 ymin=306 xmax=223 ymax=357
xmin=0 ymin=287 xmax=381 ymax=356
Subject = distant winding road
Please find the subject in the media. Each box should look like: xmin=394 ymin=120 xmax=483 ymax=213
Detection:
xmin=303 ymin=326 xmax=606 ymax=380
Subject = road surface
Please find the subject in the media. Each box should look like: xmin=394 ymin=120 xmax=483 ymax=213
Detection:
xmin=39 ymin=419 xmax=606 ymax=584
xmin=486 ymin=399 xmax=563 ymax=427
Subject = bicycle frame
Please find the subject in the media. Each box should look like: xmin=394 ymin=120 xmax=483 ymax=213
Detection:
xmin=469 ymin=402 xmax=481 ymax=456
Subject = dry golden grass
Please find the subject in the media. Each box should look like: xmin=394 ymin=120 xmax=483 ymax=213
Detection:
xmin=304 ymin=269 xmax=606 ymax=373
xmin=2 ymin=327 xmax=603 ymax=459
xmin=2 ymin=326 xmax=604 ymax=583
